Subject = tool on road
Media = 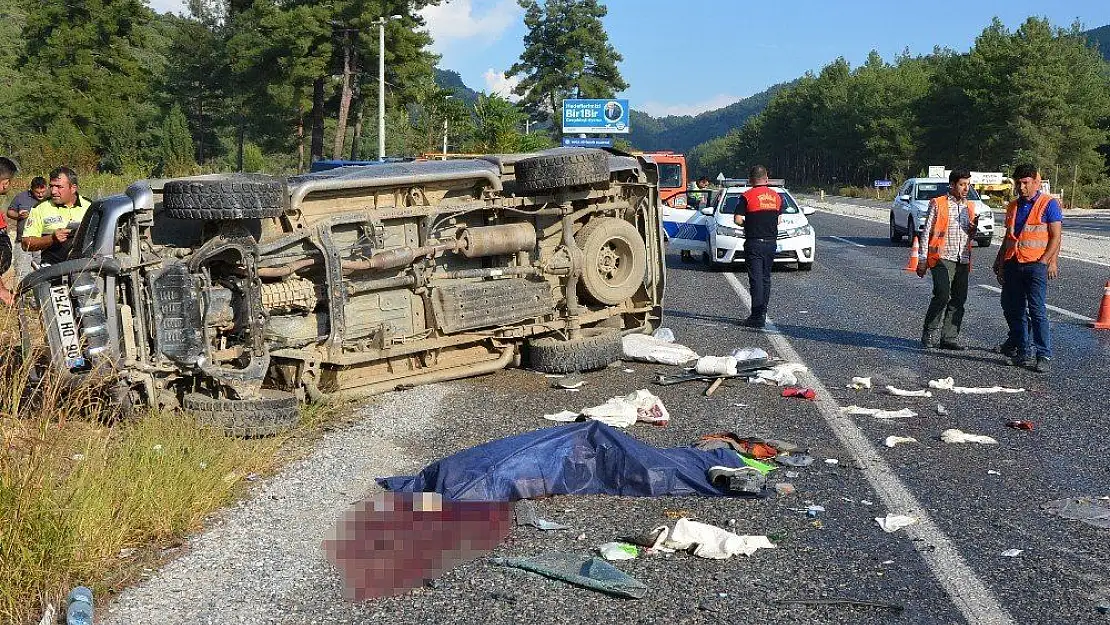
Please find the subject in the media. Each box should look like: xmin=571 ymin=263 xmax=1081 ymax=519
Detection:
xmin=904 ymin=235 xmax=920 ymax=272
xmin=1093 ymin=280 xmax=1110 ymax=329
xmin=653 ymin=359 xmax=771 ymax=385
xmin=704 ymin=377 xmax=725 ymax=396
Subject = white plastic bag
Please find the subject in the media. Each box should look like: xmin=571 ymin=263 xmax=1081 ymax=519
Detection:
xmin=696 ymin=356 xmax=737 ymax=376
xmin=663 ymin=518 xmax=774 ymax=559
xmin=651 ymin=327 xmax=676 ymax=343
xmin=580 ymin=389 xmax=670 ymax=427
xmin=621 ymin=334 xmax=699 ymax=365
xmin=729 ymin=347 xmax=769 ymax=363
xmin=940 ymin=429 xmax=998 ymax=445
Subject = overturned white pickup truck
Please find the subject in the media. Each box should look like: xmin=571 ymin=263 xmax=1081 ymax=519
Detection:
xmin=19 ymin=149 xmax=666 ymax=435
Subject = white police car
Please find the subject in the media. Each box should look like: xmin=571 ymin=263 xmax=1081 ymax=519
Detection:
xmin=699 ymin=183 xmax=817 ymax=270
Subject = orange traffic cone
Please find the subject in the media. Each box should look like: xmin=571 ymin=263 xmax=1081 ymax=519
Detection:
xmin=1093 ymin=280 xmax=1110 ymax=329
xmin=904 ymin=236 xmax=920 ymax=272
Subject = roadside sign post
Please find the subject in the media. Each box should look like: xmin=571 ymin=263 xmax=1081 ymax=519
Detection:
xmin=874 ymin=179 xmax=892 ymax=199
xmin=928 ymin=165 xmax=945 ymax=178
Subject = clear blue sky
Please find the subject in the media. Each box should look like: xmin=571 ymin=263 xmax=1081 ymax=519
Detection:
xmin=151 ymin=0 xmax=1108 ymax=117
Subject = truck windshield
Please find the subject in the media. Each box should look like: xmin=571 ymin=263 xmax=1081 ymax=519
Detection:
xmin=658 ymin=163 xmax=683 ymax=189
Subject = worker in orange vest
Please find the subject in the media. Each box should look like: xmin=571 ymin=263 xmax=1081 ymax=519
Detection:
xmin=916 ymin=168 xmax=977 ymax=350
xmin=734 ymin=165 xmax=782 ymax=328
xmin=992 ymin=163 xmax=1063 ymax=373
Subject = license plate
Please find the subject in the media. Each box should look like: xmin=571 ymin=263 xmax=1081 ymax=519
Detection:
xmin=49 ymin=285 xmax=86 ymax=369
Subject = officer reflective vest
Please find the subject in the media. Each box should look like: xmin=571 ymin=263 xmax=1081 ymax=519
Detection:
xmin=925 ymin=195 xmax=977 ymax=268
xmin=741 ymin=186 xmax=781 ymax=213
xmin=1004 ymin=193 xmax=1052 ymax=263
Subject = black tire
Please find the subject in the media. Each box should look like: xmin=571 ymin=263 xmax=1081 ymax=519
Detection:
xmin=889 ymin=213 xmax=902 ymax=243
xmin=976 ymin=237 xmax=993 ymax=248
xmin=515 ymin=151 xmax=609 ymax=196
xmin=163 ymin=174 xmax=287 ymax=220
xmin=907 ymin=217 xmax=916 ymax=246
xmin=798 ymin=262 xmax=814 ymax=271
xmin=184 ymin=389 xmax=300 ymax=437
xmin=576 ymin=218 xmax=648 ymax=305
xmin=680 ymin=250 xmax=693 ymax=263
xmin=526 ymin=327 xmax=622 ymax=374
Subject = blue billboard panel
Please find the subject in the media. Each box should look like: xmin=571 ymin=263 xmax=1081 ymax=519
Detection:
xmin=874 ymin=179 xmax=893 ymax=188
xmin=562 ymin=99 xmax=630 ymax=134
xmin=562 ymin=136 xmax=614 ymax=148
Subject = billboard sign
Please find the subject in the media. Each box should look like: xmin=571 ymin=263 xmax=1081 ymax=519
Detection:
xmin=562 ymin=99 xmax=630 ymax=134
xmin=874 ymin=179 xmax=893 ymax=188
xmin=562 ymin=136 xmax=614 ymax=148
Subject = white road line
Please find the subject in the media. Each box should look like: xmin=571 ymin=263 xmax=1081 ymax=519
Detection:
xmin=721 ymin=271 xmax=1015 ymax=625
xmin=975 ymin=284 xmax=1094 ymax=322
xmin=828 ymin=235 xmax=866 ymax=248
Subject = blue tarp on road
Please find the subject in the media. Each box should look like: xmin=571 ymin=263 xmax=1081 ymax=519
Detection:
xmin=377 ymin=421 xmax=743 ymax=501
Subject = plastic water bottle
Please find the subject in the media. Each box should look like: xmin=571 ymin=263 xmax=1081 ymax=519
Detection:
xmin=66 ymin=586 xmax=93 ymax=625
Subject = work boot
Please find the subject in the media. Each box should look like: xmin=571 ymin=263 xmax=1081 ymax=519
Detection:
xmin=921 ymin=331 xmax=937 ymax=348
xmin=742 ymin=317 xmax=766 ymax=329
xmin=1009 ymin=354 xmax=1033 ymax=368
xmin=1033 ymin=356 xmax=1052 ymax=374
xmin=994 ymin=343 xmax=1019 ymax=358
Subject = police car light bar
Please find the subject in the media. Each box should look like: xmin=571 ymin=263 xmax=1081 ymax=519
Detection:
xmin=720 ymin=178 xmax=786 ymax=187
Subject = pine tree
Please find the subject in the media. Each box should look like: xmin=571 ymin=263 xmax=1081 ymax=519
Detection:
xmin=160 ymin=105 xmax=196 ymax=176
xmin=508 ymin=0 xmax=628 ymax=133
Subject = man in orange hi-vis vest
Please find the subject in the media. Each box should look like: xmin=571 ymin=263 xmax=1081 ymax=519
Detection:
xmin=992 ymin=163 xmax=1063 ymax=373
xmin=916 ymin=168 xmax=977 ymax=350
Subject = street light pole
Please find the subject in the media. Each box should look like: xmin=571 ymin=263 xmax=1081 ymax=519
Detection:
xmin=377 ymin=17 xmax=386 ymax=162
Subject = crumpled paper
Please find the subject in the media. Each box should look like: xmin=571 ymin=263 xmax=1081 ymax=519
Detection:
xmin=929 ymin=377 xmax=1025 ymax=394
xmin=875 ymin=514 xmax=918 ymax=533
xmin=885 ymin=385 xmax=933 ymax=398
xmin=847 ymin=376 xmax=873 ymax=390
xmin=940 ymin=429 xmax=998 ymax=445
xmin=842 ymin=405 xmax=918 ymax=419
xmin=884 ymin=436 xmax=918 ymax=448
xmin=663 ymin=518 xmax=775 ymax=559
xmin=749 ymin=363 xmax=808 ymax=387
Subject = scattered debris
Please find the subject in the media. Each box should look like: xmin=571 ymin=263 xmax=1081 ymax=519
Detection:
xmin=622 ymin=368 xmax=635 ymax=374
xmin=542 ymin=410 xmax=581 ymax=423
xmin=622 ymin=332 xmax=698 ymax=365
xmin=579 ymin=390 xmax=671 ymax=427
xmin=705 ymin=377 xmax=725 ymax=397
xmin=598 ymin=542 xmax=640 ymax=561
xmin=1006 ymin=420 xmax=1035 ymax=430
xmin=885 ymin=385 xmax=932 ymax=398
xmin=940 ymin=429 xmax=999 ymax=445
xmin=824 ymin=458 xmax=839 ymax=465
xmin=884 ymin=436 xmax=918 ymax=448
xmin=749 ymin=363 xmax=808 ymax=387
xmin=492 ymin=554 xmax=648 ymax=599
xmin=773 ymin=597 xmax=904 ymax=612
xmin=785 ymin=470 xmax=801 ymax=478
xmin=805 ymin=505 xmax=825 ymax=518
xmin=774 ymin=483 xmax=796 ymax=496
xmin=740 ymin=455 xmax=778 ymax=475
xmin=552 ymin=373 xmax=585 ymax=390
xmin=777 ymin=453 xmax=815 ymax=468
xmin=936 ymin=403 xmax=949 ymax=416
xmin=1043 ymin=497 xmax=1110 ymax=529
xmin=731 ymin=347 xmax=770 ymax=362
xmin=847 ymin=376 xmax=873 ymax=390
xmin=988 ymin=470 xmax=1001 ymax=476
xmin=929 ymin=377 xmax=1025 ymax=394
xmin=781 ymin=386 xmax=816 ymax=400
xmin=245 ymin=473 xmax=261 ymax=481
xmin=663 ymin=518 xmax=775 ymax=559
xmin=875 ymin=514 xmax=918 ymax=533
xmin=861 ymin=500 xmax=874 ymax=506
xmin=694 ymin=433 xmax=796 ymax=459
xmin=697 ymin=356 xmax=738 ymax=376
xmin=37 ymin=604 xmax=55 ymax=625
xmin=117 ymin=547 xmax=137 ymax=559
xmin=652 ymin=327 xmax=676 ymax=342
xmin=619 ymin=526 xmax=670 ymax=550
xmin=663 ymin=509 xmax=689 ymax=519
xmin=842 ymin=405 xmax=918 ymax=419
xmin=514 ymin=500 xmax=571 ymax=531
xmin=1001 ymin=549 xmax=1024 ymax=557
xmin=708 ymin=466 xmax=767 ymax=496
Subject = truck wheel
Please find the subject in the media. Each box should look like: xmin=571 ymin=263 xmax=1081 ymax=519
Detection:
xmin=163 ymin=174 xmax=287 ymax=220
xmin=526 ymin=327 xmax=622 ymax=374
xmin=515 ymin=151 xmax=609 ymax=196
xmin=575 ymin=218 xmax=647 ymax=305
xmin=183 ymin=389 xmax=300 ymax=438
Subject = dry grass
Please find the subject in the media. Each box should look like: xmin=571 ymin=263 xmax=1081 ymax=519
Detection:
xmin=0 ymin=305 xmax=337 ymax=624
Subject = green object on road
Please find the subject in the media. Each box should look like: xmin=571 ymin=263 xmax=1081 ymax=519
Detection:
xmin=738 ymin=453 xmax=777 ymax=475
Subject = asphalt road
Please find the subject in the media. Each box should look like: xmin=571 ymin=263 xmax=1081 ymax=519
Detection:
xmin=105 ymin=210 xmax=1110 ymax=625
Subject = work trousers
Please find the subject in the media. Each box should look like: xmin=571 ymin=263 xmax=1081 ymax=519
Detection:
xmin=745 ymin=238 xmax=776 ymax=321
xmin=923 ymin=259 xmax=969 ymax=342
xmin=1001 ymin=260 xmax=1052 ymax=359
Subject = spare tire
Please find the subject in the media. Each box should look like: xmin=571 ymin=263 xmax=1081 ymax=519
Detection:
xmin=515 ymin=151 xmax=609 ymax=196
xmin=575 ymin=217 xmax=648 ymax=305
xmin=526 ymin=327 xmax=622 ymax=374
xmin=163 ymin=174 xmax=287 ymax=220
xmin=184 ymin=389 xmax=299 ymax=437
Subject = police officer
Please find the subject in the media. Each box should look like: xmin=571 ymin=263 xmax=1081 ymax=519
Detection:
xmin=734 ymin=165 xmax=782 ymax=328
xmin=22 ymin=166 xmax=93 ymax=265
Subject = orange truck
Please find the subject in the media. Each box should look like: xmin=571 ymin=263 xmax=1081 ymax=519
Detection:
xmin=638 ymin=151 xmax=688 ymax=208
